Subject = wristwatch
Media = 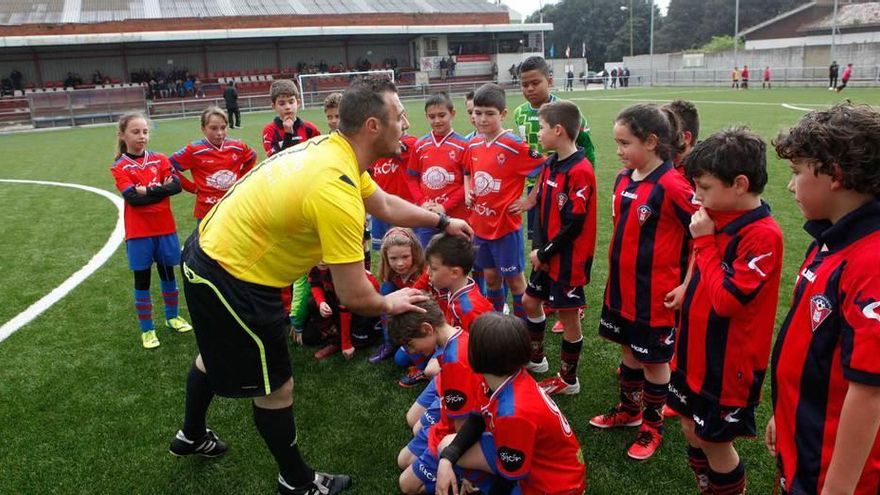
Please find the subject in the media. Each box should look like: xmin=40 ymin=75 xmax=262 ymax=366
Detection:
xmin=435 ymin=213 xmax=450 ymax=231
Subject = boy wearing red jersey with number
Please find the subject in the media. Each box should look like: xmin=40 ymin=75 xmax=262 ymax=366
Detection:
xmin=668 ymin=127 xmax=783 ymax=494
xmin=390 ymin=299 xmax=489 ymax=495
xmin=767 ymin=104 xmax=880 ymax=495
xmin=522 ymin=101 xmax=597 ymax=396
xmin=435 ymin=313 xmax=586 ymax=495
xmin=261 ymin=79 xmax=321 ymax=157
xmin=172 ymin=107 xmax=257 ymax=220
xmin=408 ymin=93 xmax=469 ymax=247
xmin=463 ymin=83 xmax=545 ymax=319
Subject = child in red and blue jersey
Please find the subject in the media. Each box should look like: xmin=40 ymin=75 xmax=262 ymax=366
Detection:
xmin=407 ymin=93 xmax=469 ymax=247
xmin=463 ymin=84 xmax=545 ymax=319
xmin=171 ymin=106 xmax=257 ymax=220
xmin=589 ymin=104 xmax=698 ymax=461
xmin=434 ymin=313 xmax=587 ymax=495
xmin=370 ymin=133 xmax=420 ymax=249
xmin=522 ymin=101 xmax=597 ymax=397
xmin=669 ymin=127 xmax=783 ymax=494
xmin=261 ymin=79 xmax=321 ymax=157
xmin=110 ymin=112 xmax=191 ymax=349
xmin=370 ymin=227 xmax=429 ymax=364
xmin=389 ymin=299 xmax=490 ymax=495
xmin=767 ymin=104 xmax=880 ymax=495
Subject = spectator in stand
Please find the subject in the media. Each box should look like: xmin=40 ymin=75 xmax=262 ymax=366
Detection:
xmin=10 ymin=69 xmax=23 ymax=91
xmin=64 ymin=72 xmax=77 ymax=89
xmin=439 ymin=58 xmax=448 ymax=80
xmin=93 ymin=70 xmax=103 ymax=85
xmin=223 ymin=82 xmax=241 ymax=129
xmin=448 ymin=57 xmax=456 ymax=78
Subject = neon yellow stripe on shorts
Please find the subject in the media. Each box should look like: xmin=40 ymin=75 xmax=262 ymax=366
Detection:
xmin=183 ymin=262 xmax=271 ymax=395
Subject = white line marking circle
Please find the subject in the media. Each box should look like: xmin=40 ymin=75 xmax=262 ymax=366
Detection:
xmin=782 ymin=103 xmax=815 ymax=112
xmin=0 ymin=179 xmax=125 ymax=344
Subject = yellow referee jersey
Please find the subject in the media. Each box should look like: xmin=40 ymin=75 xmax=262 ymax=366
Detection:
xmin=198 ymin=132 xmax=377 ymax=287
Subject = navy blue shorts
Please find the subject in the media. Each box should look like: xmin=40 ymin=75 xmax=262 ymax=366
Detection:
xmin=126 ymin=233 xmax=180 ymax=270
xmin=667 ymin=371 xmax=757 ymax=443
xmin=474 ymin=230 xmax=525 ymax=276
xmin=411 ymin=431 xmax=494 ymax=493
xmin=598 ymin=306 xmax=675 ymax=364
xmin=414 ymin=226 xmax=440 ymax=249
xmin=526 ymin=270 xmax=586 ymax=311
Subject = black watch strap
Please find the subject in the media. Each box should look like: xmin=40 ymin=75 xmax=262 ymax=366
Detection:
xmin=436 ymin=213 xmax=450 ymax=231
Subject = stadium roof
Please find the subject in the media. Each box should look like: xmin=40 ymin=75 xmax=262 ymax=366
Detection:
xmin=0 ymin=0 xmax=507 ymax=25
xmin=801 ymin=1 xmax=880 ymax=31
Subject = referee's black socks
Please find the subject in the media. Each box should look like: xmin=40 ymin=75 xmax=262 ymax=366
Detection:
xmin=253 ymin=403 xmax=315 ymax=487
xmin=182 ymin=363 xmax=214 ymax=441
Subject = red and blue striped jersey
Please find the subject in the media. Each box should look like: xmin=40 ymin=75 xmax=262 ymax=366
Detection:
xmin=370 ymin=134 xmax=419 ymax=203
xmin=441 ymin=279 xmax=494 ymax=333
xmin=110 ymin=151 xmax=177 ymax=240
xmin=533 ymin=149 xmax=597 ymax=287
xmin=604 ymin=161 xmax=698 ymax=328
xmin=771 ymin=200 xmax=880 ymax=495
xmin=673 ymin=202 xmax=783 ymax=407
xmin=477 ymin=369 xmax=586 ymax=494
xmin=463 ymin=131 xmax=544 ymax=240
xmin=262 ymin=117 xmax=321 ymax=157
xmin=407 ymin=130 xmax=469 ymax=219
xmin=170 ymin=138 xmax=257 ymax=219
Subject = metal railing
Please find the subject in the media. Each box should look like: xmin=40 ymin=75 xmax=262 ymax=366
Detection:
xmin=653 ymin=65 xmax=880 ymax=86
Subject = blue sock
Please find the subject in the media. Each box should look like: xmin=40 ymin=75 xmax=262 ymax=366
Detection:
xmin=487 ymin=288 xmax=505 ymax=312
xmin=134 ymin=289 xmax=153 ymax=332
xmin=160 ymin=279 xmax=179 ymax=320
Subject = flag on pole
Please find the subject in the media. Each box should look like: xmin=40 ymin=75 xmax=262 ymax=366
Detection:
xmin=582 ymin=42 xmax=587 ymax=58
xmin=549 ymin=44 xmax=555 ymax=58
xmin=565 ymin=44 xmax=571 ymax=59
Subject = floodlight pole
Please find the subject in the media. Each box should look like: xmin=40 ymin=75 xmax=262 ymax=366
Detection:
xmin=629 ymin=0 xmax=633 ymax=57
xmin=649 ymin=0 xmax=655 ymax=86
xmin=734 ymin=0 xmax=740 ymax=68
xmin=831 ymin=0 xmax=839 ymax=63
xmin=539 ymin=0 xmax=545 ymax=56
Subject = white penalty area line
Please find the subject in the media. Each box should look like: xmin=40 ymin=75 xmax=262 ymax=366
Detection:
xmin=781 ymin=103 xmax=817 ymax=112
xmin=0 ymin=179 xmax=124 ymax=344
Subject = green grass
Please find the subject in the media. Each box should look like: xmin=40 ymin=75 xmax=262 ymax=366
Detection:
xmin=1 ymin=86 xmax=878 ymax=494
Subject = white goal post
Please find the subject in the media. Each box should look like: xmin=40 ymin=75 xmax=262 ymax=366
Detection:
xmin=297 ymin=69 xmax=395 ymax=108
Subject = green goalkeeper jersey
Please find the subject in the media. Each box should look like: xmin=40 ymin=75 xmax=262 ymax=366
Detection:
xmin=513 ymin=94 xmax=596 ymax=186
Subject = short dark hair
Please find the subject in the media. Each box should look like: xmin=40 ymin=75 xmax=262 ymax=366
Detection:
xmin=464 ymin=90 xmax=475 ymax=102
xmin=387 ymin=298 xmax=446 ymax=346
xmin=338 ymin=77 xmax=398 ymax=135
xmin=473 ymin=83 xmax=506 ymax=113
xmin=323 ymin=92 xmax=342 ymax=110
xmin=684 ymin=126 xmax=768 ymax=193
xmin=519 ymin=56 xmax=551 ymax=79
xmin=270 ymin=79 xmax=299 ymax=103
xmin=774 ymin=103 xmax=880 ymax=196
xmin=615 ymin=103 xmax=684 ymax=162
xmin=425 ymin=234 xmax=475 ymax=274
xmin=539 ymin=100 xmax=581 ymax=141
xmin=425 ymin=92 xmax=454 ymax=112
xmin=468 ymin=313 xmax=531 ymax=376
xmin=664 ymin=100 xmax=700 ymax=145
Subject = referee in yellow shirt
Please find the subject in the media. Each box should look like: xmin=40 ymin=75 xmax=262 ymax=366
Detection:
xmin=168 ymin=78 xmax=472 ymax=495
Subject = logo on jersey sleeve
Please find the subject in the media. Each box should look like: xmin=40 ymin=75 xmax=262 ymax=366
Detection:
xmin=747 ymin=252 xmax=774 ymax=278
xmin=497 ymin=447 xmax=526 ymax=472
xmin=443 ymin=389 xmax=468 ymax=412
xmin=810 ymin=294 xmax=833 ymax=332
xmin=423 ymin=166 xmax=455 ymax=190
xmin=637 ymin=204 xmax=653 ymax=226
xmin=528 ymin=149 xmax=542 ymax=160
xmin=206 ymin=169 xmax=238 ymax=190
xmin=855 ymin=293 xmax=880 ymax=323
xmin=473 ymin=171 xmax=501 ymax=197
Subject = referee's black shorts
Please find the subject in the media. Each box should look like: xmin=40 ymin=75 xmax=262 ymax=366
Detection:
xmin=181 ymin=232 xmax=292 ymax=398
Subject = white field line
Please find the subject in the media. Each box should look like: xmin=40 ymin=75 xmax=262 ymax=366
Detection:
xmin=781 ymin=103 xmax=816 ymax=112
xmin=0 ymin=179 xmax=124 ymax=344
xmin=571 ymin=95 xmax=828 ymax=108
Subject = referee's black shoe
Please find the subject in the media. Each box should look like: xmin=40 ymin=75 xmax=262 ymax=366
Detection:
xmin=278 ymin=472 xmax=352 ymax=495
xmin=169 ymin=429 xmax=229 ymax=458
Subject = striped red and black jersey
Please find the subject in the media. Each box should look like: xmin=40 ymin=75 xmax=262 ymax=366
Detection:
xmin=533 ymin=149 xmax=597 ymax=287
xmin=672 ymin=202 xmax=783 ymax=407
xmin=605 ymin=162 xmax=698 ymax=327
xmin=170 ymin=138 xmax=257 ymax=219
xmin=370 ymin=134 xmax=419 ymax=203
xmin=407 ymin=130 xmax=469 ymax=219
xmin=604 ymin=161 xmax=697 ymax=328
xmin=771 ymin=200 xmax=880 ymax=495
xmin=441 ymin=278 xmax=494 ymax=333
xmin=261 ymin=117 xmax=321 ymax=157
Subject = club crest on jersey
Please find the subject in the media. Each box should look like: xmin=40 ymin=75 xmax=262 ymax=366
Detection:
xmin=557 ymin=193 xmax=568 ymax=210
xmin=810 ymin=294 xmax=833 ymax=332
xmin=422 ymin=166 xmax=453 ymax=190
xmin=496 ymin=153 xmax=507 ymax=166
xmin=637 ymin=204 xmax=653 ymax=226
xmin=473 ymin=171 xmax=501 ymax=197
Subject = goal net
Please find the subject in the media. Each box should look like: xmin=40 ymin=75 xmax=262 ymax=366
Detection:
xmin=297 ymin=69 xmax=395 ymax=109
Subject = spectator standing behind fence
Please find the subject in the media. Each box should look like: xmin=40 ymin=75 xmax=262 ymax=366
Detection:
xmin=223 ymin=82 xmax=241 ymax=129
xmin=741 ymin=65 xmax=750 ymax=90
xmin=763 ymin=66 xmax=772 ymax=89
xmin=731 ymin=67 xmax=740 ymax=89
xmin=829 ymin=60 xmax=839 ymax=90
xmin=565 ymin=62 xmax=575 ymax=91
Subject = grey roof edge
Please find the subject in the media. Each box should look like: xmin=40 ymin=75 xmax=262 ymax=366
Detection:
xmin=739 ymin=1 xmax=817 ymax=38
